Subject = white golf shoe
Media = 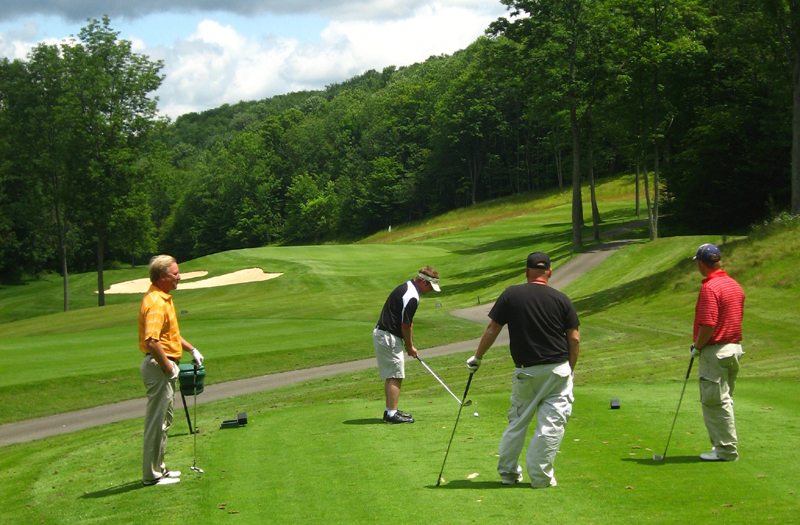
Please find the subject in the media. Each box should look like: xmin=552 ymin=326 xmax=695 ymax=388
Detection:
xmin=700 ymin=447 xmax=737 ymax=462
xmin=143 ymin=476 xmax=180 ymax=486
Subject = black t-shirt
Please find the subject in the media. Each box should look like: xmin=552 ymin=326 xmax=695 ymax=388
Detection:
xmin=489 ymin=283 xmax=580 ymax=366
xmin=376 ymin=281 xmax=420 ymax=338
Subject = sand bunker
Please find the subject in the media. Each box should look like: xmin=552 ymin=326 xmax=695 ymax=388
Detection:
xmin=178 ymin=269 xmax=283 ymax=290
xmin=104 ymin=269 xmax=282 ymax=294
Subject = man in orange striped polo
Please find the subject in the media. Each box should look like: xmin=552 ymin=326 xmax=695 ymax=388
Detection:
xmin=691 ymin=243 xmax=744 ymax=462
xmin=139 ymin=255 xmax=204 ymax=486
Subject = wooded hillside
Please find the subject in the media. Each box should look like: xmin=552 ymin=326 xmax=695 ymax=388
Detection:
xmin=1 ymin=2 xmax=796 ymax=293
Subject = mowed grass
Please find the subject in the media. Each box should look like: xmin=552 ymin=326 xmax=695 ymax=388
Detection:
xmin=1 ymin=175 xmax=799 ymax=523
xmin=1 ymin=355 xmax=797 ymax=524
xmin=0 ymin=175 xmax=646 ymax=423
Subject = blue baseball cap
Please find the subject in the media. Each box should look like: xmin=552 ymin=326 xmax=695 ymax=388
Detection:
xmin=693 ymin=243 xmax=721 ymax=264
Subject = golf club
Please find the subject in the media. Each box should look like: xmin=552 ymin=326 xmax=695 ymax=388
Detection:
xmin=437 ymin=372 xmax=474 ymax=486
xmin=653 ymin=355 xmax=695 ymax=461
xmin=417 ymin=357 xmax=472 ymax=407
xmin=190 ymin=365 xmax=203 ymax=474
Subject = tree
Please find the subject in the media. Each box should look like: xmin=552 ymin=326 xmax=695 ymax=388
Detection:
xmin=434 ymin=39 xmax=503 ymax=205
xmin=491 ymin=0 xmax=616 ymax=251
xmin=59 ymin=17 xmax=164 ymax=305
xmin=27 ymin=44 xmax=74 ymax=308
xmin=0 ymin=53 xmax=63 ymax=290
xmin=763 ymin=0 xmax=800 ymax=214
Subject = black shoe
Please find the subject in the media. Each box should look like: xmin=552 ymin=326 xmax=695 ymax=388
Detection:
xmin=396 ymin=409 xmax=413 ymax=418
xmin=383 ymin=411 xmax=414 ymax=424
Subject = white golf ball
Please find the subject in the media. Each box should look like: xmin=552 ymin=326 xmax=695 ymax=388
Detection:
xmin=473 ymin=412 xmax=479 ymax=417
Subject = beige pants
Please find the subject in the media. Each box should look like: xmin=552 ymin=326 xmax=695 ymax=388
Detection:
xmin=141 ymin=355 xmax=179 ymax=482
xmin=497 ymin=361 xmax=573 ymax=488
xmin=698 ymin=343 xmax=743 ymax=461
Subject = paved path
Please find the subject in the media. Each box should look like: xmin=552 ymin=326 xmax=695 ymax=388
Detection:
xmin=0 ymin=240 xmax=631 ymax=447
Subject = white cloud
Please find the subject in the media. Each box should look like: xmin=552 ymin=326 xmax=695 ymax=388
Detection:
xmin=154 ymin=3 xmax=502 ymax=118
xmin=0 ymin=20 xmax=40 ymax=59
xmin=0 ymin=1 xmax=507 ymax=118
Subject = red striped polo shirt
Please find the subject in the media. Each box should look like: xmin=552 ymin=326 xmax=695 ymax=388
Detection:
xmin=693 ymin=270 xmax=744 ymax=344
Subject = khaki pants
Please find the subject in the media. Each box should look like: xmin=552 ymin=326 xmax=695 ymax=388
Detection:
xmin=698 ymin=343 xmax=743 ymax=461
xmin=141 ymin=355 xmax=179 ymax=482
xmin=497 ymin=361 xmax=573 ymax=488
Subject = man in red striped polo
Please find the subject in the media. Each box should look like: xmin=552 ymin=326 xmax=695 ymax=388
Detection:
xmin=691 ymin=243 xmax=745 ymax=462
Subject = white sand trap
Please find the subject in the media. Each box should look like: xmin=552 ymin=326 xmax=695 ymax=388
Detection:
xmin=178 ymin=268 xmax=282 ymax=290
xmin=104 ymin=271 xmax=208 ymax=294
xmin=103 ymin=269 xmax=281 ymax=294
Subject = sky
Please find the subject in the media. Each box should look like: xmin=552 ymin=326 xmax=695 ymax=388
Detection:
xmin=0 ymin=1 xmax=508 ymax=119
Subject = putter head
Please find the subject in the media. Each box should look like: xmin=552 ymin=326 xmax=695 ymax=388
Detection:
xmin=462 ymin=399 xmax=473 ymax=407
xmin=191 ymin=466 xmax=204 ymax=473
xmin=652 ymin=454 xmax=664 ymax=461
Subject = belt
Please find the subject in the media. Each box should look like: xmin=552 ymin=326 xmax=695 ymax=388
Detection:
xmin=146 ymin=353 xmax=180 ymax=364
xmin=515 ymin=363 xmax=534 ymax=368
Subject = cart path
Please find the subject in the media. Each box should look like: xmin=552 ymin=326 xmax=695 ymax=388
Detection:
xmin=0 ymin=240 xmax=631 ymax=447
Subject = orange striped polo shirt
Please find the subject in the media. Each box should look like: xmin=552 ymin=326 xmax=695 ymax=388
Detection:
xmin=139 ymin=284 xmax=183 ymax=359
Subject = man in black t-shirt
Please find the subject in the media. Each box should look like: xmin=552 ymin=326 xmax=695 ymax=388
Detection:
xmin=466 ymin=252 xmax=580 ymax=488
xmin=373 ymin=266 xmax=440 ymax=423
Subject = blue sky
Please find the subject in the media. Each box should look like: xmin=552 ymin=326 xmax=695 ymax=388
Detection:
xmin=0 ymin=1 xmax=507 ymax=118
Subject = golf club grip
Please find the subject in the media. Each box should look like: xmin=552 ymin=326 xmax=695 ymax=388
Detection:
xmin=685 ymin=355 xmax=694 ymax=379
xmin=462 ymin=372 xmax=474 ymax=400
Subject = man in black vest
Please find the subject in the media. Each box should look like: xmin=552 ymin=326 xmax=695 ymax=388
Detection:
xmin=466 ymin=252 xmax=580 ymax=488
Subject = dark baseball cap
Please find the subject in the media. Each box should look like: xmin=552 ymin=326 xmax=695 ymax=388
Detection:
xmin=693 ymin=243 xmax=721 ymax=264
xmin=526 ymin=252 xmax=551 ymax=270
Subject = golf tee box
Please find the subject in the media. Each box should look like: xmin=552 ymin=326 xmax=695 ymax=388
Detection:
xmin=610 ymin=398 xmax=620 ymax=409
xmin=220 ymin=412 xmax=248 ymax=429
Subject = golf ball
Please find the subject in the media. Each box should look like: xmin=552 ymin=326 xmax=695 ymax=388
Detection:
xmin=473 ymin=412 xmax=479 ymax=417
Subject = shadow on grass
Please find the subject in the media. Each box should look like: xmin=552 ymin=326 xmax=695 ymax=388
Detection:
xmin=342 ymin=418 xmax=384 ymax=425
xmin=571 ymin=235 xmax=754 ymax=316
xmin=451 ymin=230 xmax=572 ymax=257
xmin=80 ymin=480 xmax=144 ymax=498
xmin=425 ymin=480 xmax=518 ymax=490
xmin=621 ymin=455 xmax=703 ymax=465
xmin=571 ymin=257 xmax=696 ymax=316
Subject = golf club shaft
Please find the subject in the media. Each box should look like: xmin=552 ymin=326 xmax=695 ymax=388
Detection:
xmin=660 ymin=356 xmax=694 ymax=459
xmin=417 ymin=357 xmax=464 ymax=405
xmin=437 ymin=372 xmax=474 ymax=486
xmin=193 ymin=365 xmax=198 ymax=466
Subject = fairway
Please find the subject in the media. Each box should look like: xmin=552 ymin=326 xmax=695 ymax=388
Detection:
xmin=2 ymin=356 xmax=797 ymax=524
xmin=1 ymin=175 xmax=799 ymax=523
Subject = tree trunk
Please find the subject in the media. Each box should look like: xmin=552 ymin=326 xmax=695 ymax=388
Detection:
xmin=96 ymin=236 xmax=105 ymax=307
xmin=556 ymin=149 xmax=563 ymax=189
xmin=570 ymin=105 xmax=583 ymax=251
xmin=643 ymin=155 xmax=655 ymax=240
xmin=56 ymin=208 xmax=69 ymax=312
xmin=467 ymin=150 xmax=482 ymax=206
xmin=653 ymin=142 xmax=660 ymax=238
xmin=793 ymin=46 xmax=800 ymax=214
xmin=635 ymin=161 xmax=640 ymax=217
xmin=53 ymin=187 xmax=70 ymax=312
xmin=589 ymin=148 xmax=601 ymax=242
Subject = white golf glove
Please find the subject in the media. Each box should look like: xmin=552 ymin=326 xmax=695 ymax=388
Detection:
xmin=466 ymin=356 xmax=482 ymax=373
xmin=191 ymin=348 xmax=204 ymax=366
xmin=690 ymin=345 xmax=700 ymax=357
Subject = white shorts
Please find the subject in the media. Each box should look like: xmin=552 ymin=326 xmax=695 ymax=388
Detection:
xmin=373 ymin=328 xmax=404 ymax=379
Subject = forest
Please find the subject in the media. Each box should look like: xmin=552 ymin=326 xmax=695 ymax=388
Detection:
xmin=1 ymin=1 xmax=798 ymax=306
